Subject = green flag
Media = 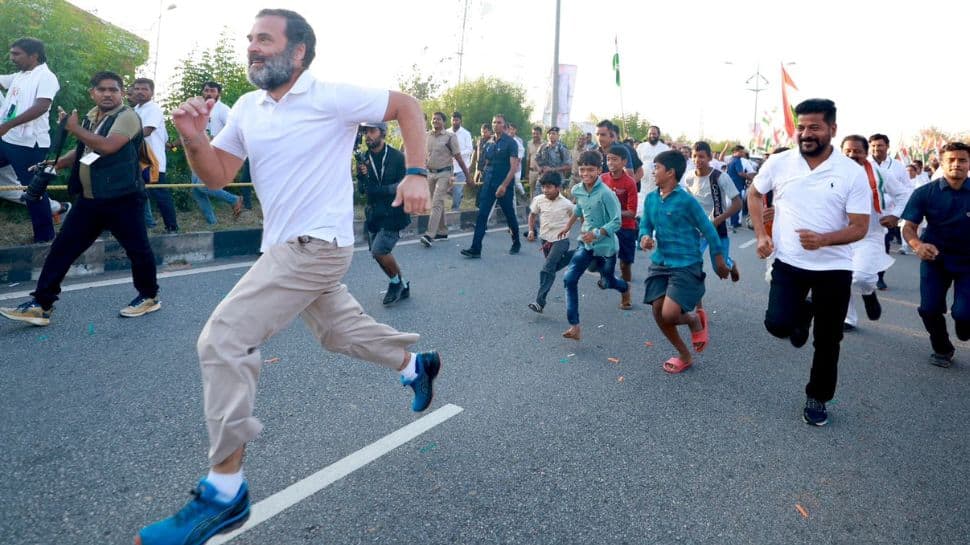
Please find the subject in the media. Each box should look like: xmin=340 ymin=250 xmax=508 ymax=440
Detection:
xmin=612 ymin=52 xmax=620 ymax=87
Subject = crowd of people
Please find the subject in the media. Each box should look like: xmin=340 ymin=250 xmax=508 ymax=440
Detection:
xmin=1 ymin=10 xmax=968 ymax=545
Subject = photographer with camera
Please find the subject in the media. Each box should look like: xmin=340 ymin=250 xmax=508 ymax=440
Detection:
xmin=357 ymin=121 xmax=412 ymax=305
xmin=0 ymin=71 xmax=160 ymax=327
xmin=0 ymin=37 xmax=60 ymax=243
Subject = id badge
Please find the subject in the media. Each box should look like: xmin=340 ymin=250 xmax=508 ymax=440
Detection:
xmin=80 ymin=151 xmax=101 ymax=165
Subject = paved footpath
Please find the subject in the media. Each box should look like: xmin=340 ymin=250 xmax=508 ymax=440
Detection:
xmin=2 ymin=229 xmax=968 ymax=544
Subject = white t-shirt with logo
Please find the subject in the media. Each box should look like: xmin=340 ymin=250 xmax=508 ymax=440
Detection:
xmin=213 ymin=71 xmax=389 ymax=252
xmin=133 ymin=101 xmax=167 ymax=173
xmin=680 ymin=169 xmax=739 ymax=221
xmin=0 ymin=63 xmax=59 ymax=148
xmin=752 ymin=149 xmax=871 ymax=271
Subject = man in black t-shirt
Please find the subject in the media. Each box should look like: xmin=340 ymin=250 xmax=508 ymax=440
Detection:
xmin=357 ymin=122 xmax=411 ymax=305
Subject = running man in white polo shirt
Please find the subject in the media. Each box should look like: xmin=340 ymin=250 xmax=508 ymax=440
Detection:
xmin=136 ymin=10 xmax=435 ymax=545
xmin=747 ymin=98 xmax=870 ymax=427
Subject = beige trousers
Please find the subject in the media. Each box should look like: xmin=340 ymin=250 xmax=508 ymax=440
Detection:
xmin=198 ymin=237 xmax=419 ymax=464
xmin=425 ymin=170 xmax=452 ymax=237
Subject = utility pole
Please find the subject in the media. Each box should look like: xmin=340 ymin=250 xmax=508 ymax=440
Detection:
xmin=550 ymin=0 xmax=561 ymax=128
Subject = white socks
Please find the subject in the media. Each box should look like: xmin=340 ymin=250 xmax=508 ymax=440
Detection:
xmin=206 ymin=470 xmax=244 ymax=503
xmin=400 ymin=352 xmax=418 ymax=381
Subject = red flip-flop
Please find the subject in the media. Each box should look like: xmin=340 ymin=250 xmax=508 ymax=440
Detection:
xmin=663 ymin=356 xmax=692 ymax=374
xmin=692 ymin=309 xmax=709 ymax=353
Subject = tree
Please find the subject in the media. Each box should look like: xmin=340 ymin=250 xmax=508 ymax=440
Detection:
xmin=161 ymin=29 xmax=252 ymax=113
xmin=0 ymin=0 xmax=149 ymax=132
xmin=425 ymin=77 xmax=533 ymax=140
xmin=397 ymin=63 xmax=444 ymax=102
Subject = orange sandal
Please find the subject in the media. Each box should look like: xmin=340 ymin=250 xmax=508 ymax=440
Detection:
xmin=663 ymin=356 xmax=692 ymax=374
xmin=692 ymin=309 xmax=709 ymax=353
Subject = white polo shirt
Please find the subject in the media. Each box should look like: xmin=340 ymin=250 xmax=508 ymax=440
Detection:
xmin=0 ymin=63 xmax=59 ymax=148
xmin=212 ymin=71 xmax=388 ymax=252
xmin=133 ymin=100 xmax=167 ymax=173
xmin=752 ymin=148 xmax=871 ymax=271
xmin=206 ymin=100 xmax=230 ymax=137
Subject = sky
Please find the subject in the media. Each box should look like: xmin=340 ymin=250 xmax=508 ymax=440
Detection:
xmin=68 ymin=0 xmax=970 ymax=146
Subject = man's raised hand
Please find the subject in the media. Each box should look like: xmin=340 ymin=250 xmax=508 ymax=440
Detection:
xmin=171 ymin=97 xmax=214 ymax=139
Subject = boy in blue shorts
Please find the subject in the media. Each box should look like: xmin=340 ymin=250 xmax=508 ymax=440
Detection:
xmin=641 ymin=150 xmax=730 ymax=373
xmin=601 ymin=144 xmax=641 ymax=309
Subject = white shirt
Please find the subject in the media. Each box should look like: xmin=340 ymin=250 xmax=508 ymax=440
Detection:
xmin=206 ymin=100 xmax=231 ymax=137
xmin=915 ymin=172 xmax=931 ymax=186
xmin=133 ymin=101 xmax=167 ymax=173
xmin=447 ymin=125 xmax=473 ymax=177
xmin=680 ymin=168 xmax=739 ymax=220
xmin=213 ymin=71 xmax=388 ymax=252
xmin=635 ymin=140 xmax=670 ymax=191
xmin=872 ymin=156 xmax=909 ymax=206
xmin=752 ymin=149 xmax=871 ymax=271
xmin=0 ymin=63 xmax=59 ymax=147
xmin=530 ymin=193 xmax=574 ymax=242
xmin=866 ymin=158 xmax=912 ymax=218
xmin=513 ymin=135 xmax=525 ymax=182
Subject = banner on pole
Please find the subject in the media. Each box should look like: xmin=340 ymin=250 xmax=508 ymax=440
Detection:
xmin=544 ymin=64 xmax=577 ymax=128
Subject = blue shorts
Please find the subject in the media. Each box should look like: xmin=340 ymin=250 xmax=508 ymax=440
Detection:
xmin=700 ymin=235 xmax=733 ymax=269
xmin=617 ymin=228 xmax=637 ymax=264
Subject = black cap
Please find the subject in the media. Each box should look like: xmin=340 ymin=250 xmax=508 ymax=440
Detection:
xmin=547 ymin=126 xmax=560 ymax=133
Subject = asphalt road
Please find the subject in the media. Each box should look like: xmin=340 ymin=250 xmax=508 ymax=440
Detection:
xmin=1 ymin=228 xmax=968 ymax=545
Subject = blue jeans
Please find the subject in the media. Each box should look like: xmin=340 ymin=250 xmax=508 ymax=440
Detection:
xmin=918 ymin=258 xmax=970 ymax=355
xmin=563 ymin=246 xmax=628 ymax=325
xmin=191 ymin=172 xmax=239 ymax=224
xmin=143 ymin=172 xmax=178 ymax=231
xmin=451 ymin=170 xmax=466 ymax=210
xmin=469 ymin=180 xmax=519 ymax=253
xmin=0 ymin=140 xmax=55 ymax=242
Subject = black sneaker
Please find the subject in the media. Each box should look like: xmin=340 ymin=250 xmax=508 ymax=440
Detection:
xmin=460 ymin=248 xmax=481 ymax=258
xmin=383 ymin=282 xmax=407 ymax=305
xmin=876 ymin=278 xmax=888 ymax=291
xmin=802 ymin=397 xmax=828 ymax=426
xmin=419 ymin=234 xmax=433 ymax=247
xmin=528 ymin=302 xmax=543 ymax=313
xmin=509 ymin=241 xmax=521 ymax=254
xmin=434 ymin=234 xmax=448 ymax=240
xmin=930 ymin=350 xmax=955 ymax=368
xmin=843 ymin=322 xmax=857 ymax=332
xmin=401 ymin=351 xmax=441 ymax=412
xmin=862 ymin=292 xmax=882 ymax=320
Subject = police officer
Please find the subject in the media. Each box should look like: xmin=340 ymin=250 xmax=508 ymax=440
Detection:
xmin=356 ymin=121 xmax=411 ymax=305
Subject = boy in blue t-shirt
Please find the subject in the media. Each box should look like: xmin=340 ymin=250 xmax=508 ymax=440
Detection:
xmin=640 ymin=150 xmax=730 ymax=373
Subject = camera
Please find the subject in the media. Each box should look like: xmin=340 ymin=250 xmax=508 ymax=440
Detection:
xmin=21 ymin=162 xmax=57 ymax=202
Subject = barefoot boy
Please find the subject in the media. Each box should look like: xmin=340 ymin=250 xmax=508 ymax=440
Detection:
xmin=527 ymin=171 xmax=575 ymax=313
xmin=640 ymin=150 xmax=730 ymax=373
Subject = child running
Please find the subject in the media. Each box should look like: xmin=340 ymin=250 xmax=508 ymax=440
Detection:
xmin=560 ymin=150 xmax=630 ymax=340
xmin=640 ymin=150 xmax=730 ymax=373
xmin=527 ymin=171 xmax=575 ymax=313
xmin=601 ymin=144 xmax=641 ymax=309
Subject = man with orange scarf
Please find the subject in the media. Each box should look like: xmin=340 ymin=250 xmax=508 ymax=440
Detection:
xmin=840 ymin=135 xmax=912 ymax=331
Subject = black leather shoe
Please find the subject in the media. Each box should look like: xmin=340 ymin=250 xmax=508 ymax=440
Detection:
xmin=509 ymin=242 xmax=521 ymax=254
xmin=862 ymin=292 xmax=882 ymax=320
xmin=460 ymin=248 xmax=481 ymax=258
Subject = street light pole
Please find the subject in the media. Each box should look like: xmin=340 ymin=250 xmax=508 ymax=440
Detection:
xmin=550 ymin=0 xmax=561 ymax=129
xmin=154 ymin=2 xmax=177 ymax=80
xmin=745 ymin=63 xmax=769 ymax=139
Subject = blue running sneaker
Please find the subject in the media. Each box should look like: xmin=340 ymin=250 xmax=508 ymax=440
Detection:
xmin=136 ymin=479 xmax=250 ymax=545
xmin=402 ymin=351 xmax=441 ymax=412
xmin=802 ymin=397 xmax=829 ymax=427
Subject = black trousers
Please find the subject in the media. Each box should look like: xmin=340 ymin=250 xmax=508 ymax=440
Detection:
xmin=918 ymin=258 xmax=970 ymax=355
xmin=764 ymin=259 xmax=851 ymax=402
xmin=32 ymin=193 xmax=158 ymax=309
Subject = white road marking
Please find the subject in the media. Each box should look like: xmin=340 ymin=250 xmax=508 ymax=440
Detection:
xmin=739 ymin=238 xmax=757 ymax=249
xmin=208 ymin=403 xmax=464 ymax=544
xmin=0 ymin=228 xmax=508 ymax=301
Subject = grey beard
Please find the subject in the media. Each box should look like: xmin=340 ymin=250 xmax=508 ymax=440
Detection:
xmin=248 ymin=48 xmax=297 ymax=90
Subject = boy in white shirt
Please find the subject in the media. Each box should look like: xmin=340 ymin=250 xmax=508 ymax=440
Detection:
xmin=527 ymin=171 xmax=574 ymax=313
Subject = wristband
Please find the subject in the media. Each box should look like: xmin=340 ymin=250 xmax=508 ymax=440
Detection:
xmin=405 ymin=167 xmax=429 ymax=178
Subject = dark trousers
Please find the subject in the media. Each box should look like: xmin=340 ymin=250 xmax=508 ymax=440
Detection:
xmin=536 ymin=239 xmax=572 ymax=307
xmin=469 ymin=181 xmax=519 ymax=253
xmin=32 ymin=193 xmax=158 ymax=309
xmin=0 ymin=140 xmax=55 ymax=242
xmin=146 ymin=172 xmax=179 ymax=231
xmin=884 ymin=226 xmax=902 ymax=253
xmin=918 ymin=258 xmax=970 ymax=355
xmin=764 ymin=259 xmax=851 ymax=402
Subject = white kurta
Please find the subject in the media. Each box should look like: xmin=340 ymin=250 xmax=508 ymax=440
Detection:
xmin=849 ymin=161 xmax=912 ymax=275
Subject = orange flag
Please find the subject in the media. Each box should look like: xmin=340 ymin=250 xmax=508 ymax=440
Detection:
xmin=781 ymin=64 xmax=798 ymax=140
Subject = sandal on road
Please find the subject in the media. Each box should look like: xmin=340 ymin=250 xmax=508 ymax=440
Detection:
xmin=663 ymin=356 xmax=692 ymax=374
xmin=692 ymin=309 xmax=709 ymax=353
